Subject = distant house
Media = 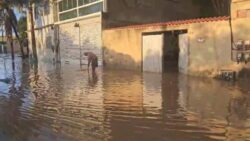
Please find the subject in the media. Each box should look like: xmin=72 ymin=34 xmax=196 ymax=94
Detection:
xmin=0 ymin=36 xmax=20 ymax=54
xmin=0 ymin=40 xmax=7 ymax=53
xmin=27 ymin=0 xmax=203 ymax=65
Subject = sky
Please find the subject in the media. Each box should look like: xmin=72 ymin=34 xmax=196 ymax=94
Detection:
xmin=0 ymin=9 xmax=25 ymax=35
xmin=14 ymin=8 xmax=25 ymax=20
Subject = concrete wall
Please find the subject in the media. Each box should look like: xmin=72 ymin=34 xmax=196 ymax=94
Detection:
xmin=58 ymin=16 xmax=102 ymax=65
xmin=103 ymin=19 xmax=239 ymax=76
xmin=104 ymin=0 xmax=200 ymax=28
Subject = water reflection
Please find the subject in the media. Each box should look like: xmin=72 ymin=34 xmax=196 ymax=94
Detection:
xmin=0 ymin=57 xmax=249 ymax=141
xmin=88 ymin=72 xmax=98 ymax=88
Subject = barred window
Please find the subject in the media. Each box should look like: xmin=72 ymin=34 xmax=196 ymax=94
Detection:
xmin=79 ymin=2 xmax=103 ymax=16
xmin=59 ymin=9 xmax=78 ymax=21
xmin=59 ymin=0 xmax=77 ymax=12
xmin=78 ymin=0 xmax=98 ymax=6
xmin=58 ymin=0 xmax=103 ymax=21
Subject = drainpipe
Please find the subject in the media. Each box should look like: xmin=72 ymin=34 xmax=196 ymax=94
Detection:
xmin=74 ymin=23 xmax=81 ymax=67
xmin=229 ymin=0 xmax=235 ymax=61
xmin=1 ymin=25 xmax=4 ymax=53
xmin=228 ymin=0 xmax=238 ymax=81
xmin=79 ymin=25 xmax=81 ymax=67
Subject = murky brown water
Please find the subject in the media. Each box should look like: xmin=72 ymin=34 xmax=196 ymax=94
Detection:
xmin=0 ymin=56 xmax=250 ymax=141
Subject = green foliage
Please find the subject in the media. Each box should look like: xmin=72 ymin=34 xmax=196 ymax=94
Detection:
xmin=5 ymin=0 xmax=43 ymax=7
xmin=17 ymin=16 xmax=27 ymax=40
xmin=9 ymin=0 xmax=56 ymax=8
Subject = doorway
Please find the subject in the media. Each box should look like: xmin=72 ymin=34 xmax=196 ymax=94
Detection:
xmin=142 ymin=30 xmax=188 ymax=74
xmin=163 ymin=30 xmax=188 ymax=73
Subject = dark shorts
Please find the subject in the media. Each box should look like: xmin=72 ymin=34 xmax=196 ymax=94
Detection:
xmin=92 ymin=58 xmax=98 ymax=68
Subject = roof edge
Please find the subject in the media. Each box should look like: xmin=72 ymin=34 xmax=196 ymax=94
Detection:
xmin=105 ymin=16 xmax=230 ymax=31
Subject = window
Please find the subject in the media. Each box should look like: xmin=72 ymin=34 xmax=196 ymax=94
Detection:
xmin=59 ymin=9 xmax=77 ymax=20
xmin=78 ymin=0 xmax=98 ymax=6
xmin=59 ymin=0 xmax=77 ymax=12
xmin=44 ymin=0 xmax=50 ymax=15
xmin=79 ymin=2 xmax=103 ymax=16
xmin=34 ymin=6 xmax=39 ymax=19
xmin=58 ymin=0 xmax=103 ymax=21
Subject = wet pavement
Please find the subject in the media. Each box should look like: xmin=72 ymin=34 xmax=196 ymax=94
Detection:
xmin=0 ymin=55 xmax=250 ymax=141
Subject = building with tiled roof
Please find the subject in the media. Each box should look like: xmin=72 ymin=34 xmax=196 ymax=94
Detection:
xmin=102 ymin=0 xmax=250 ymax=77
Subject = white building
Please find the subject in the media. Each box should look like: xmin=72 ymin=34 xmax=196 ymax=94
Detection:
xmin=27 ymin=0 xmax=104 ymax=65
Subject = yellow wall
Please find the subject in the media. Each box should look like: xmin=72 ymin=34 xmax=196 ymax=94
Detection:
xmin=232 ymin=0 xmax=250 ymax=40
xmin=231 ymin=0 xmax=250 ymax=69
xmin=103 ymin=28 xmax=143 ymax=70
xmin=103 ymin=20 xmax=237 ymax=76
xmin=188 ymin=21 xmax=232 ymax=75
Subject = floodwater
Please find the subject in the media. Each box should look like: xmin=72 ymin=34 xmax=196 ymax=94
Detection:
xmin=0 ymin=56 xmax=250 ymax=141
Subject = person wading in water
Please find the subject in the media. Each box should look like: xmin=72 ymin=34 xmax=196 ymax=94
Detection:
xmin=84 ymin=52 xmax=98 ymax=73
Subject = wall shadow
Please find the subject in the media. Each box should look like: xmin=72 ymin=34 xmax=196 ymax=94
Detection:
xmin=103 ymin=47 xmax=141 ymax=71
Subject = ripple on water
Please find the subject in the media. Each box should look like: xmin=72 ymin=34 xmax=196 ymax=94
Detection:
xmin=0 ymin=59 xmax=249 ymax=141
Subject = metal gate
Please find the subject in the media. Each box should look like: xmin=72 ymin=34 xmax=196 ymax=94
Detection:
xmin=143 ymin=34 xmax=164 ymax=73
xmin=178 ymin=33 xmax=189 ymax=74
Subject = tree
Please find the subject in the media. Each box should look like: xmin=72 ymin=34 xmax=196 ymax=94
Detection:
xmin=17 ymin=16 xmax=27 ymax=40
xmin=1 ymin=8 xmax=15 ymax=69
xmin=0 ymin=1 xmax=25 ymax=59
xmin=12 ymin=0 xmax=57 ymax=62
xmin=0 ymin=9 xmax=5 ymax=48
xmin=8 ymin=0 xmax=40 ymax=62
xmin=18 ymin=16 xmax=29 ymax=57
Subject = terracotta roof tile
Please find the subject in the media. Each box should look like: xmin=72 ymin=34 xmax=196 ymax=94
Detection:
xmin=107 ymin=16 xmax=230 ymax=30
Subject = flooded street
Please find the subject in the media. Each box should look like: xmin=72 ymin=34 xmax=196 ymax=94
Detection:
xmin=0 ymin=56 xmax=250 ymax=141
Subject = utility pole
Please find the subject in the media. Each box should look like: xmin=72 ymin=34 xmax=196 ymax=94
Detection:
xmin=1 ymin=24 xmax=4 ymax=53
xmin=228 ymin=0 xmax=235 ymax=61
xmin=74 ymin=23 xmax=82 ymax=67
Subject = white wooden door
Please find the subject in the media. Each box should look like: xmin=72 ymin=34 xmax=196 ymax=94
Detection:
xmin=178 ymin=34 xmax=189 ymax=74
xmin=143 ymin=34 xmax=164 ymax=73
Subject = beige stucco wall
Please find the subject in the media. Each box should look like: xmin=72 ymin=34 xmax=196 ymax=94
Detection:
xmin=103 ymin=20 xmax=240 ymax=76
xmin=188 ymin=21 xmax=233 ymax=76
xmin=103 ymin=28 xmax=142 ymax=70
